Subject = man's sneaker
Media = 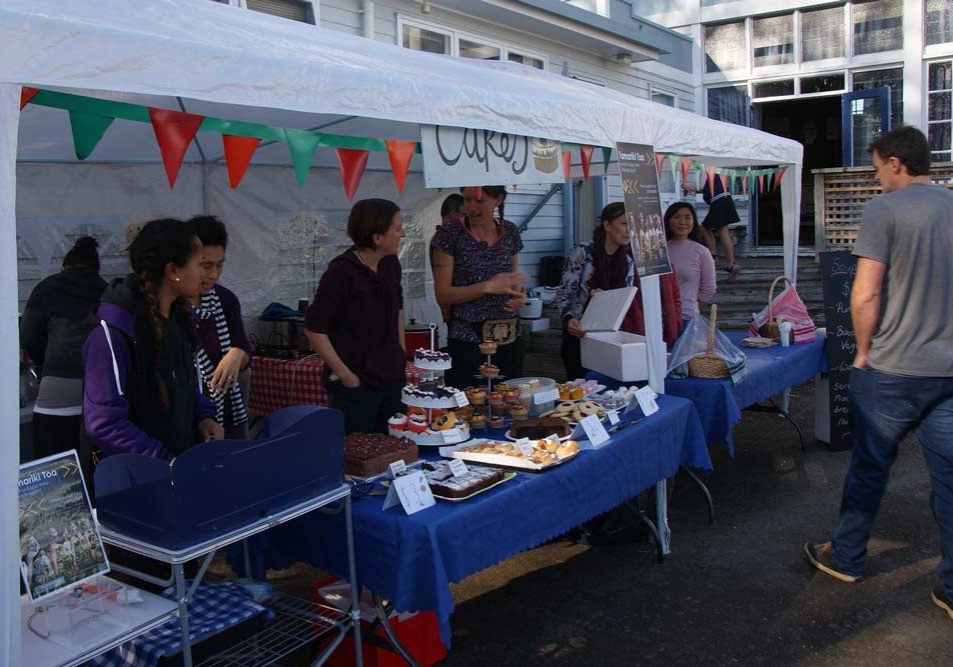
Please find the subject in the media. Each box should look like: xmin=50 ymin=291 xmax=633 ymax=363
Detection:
xmin=931 ymin=586 xmax=953 ymax=620
xmin=804 ymin=542 xmax=861 ymax=583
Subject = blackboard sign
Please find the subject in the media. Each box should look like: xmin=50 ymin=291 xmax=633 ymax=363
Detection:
xmin=819 ymin=251 xmax=857 ymax=451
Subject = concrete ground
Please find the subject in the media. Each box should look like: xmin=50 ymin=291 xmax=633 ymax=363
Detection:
xmin=264 ymin=378 xmax=952 ymax=666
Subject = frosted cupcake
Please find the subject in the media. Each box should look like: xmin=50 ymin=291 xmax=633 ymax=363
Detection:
xmin=387 ymin=413 xmax=408 ymax=431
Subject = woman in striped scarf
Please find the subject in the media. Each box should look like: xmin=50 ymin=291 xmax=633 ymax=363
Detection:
xmin=188 ymin=216 xmax=251 ymax=440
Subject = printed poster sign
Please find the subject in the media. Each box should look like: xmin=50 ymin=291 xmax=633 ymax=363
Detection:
xmin=616 ymin=142 xmax=672 ymax=277
xmin=19 ymin=451 xmax=109 ymax=601
xmin=421 ymin=125 xmax=564 ymax=187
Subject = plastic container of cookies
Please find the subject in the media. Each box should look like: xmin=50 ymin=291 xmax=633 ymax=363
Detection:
xmin=506 ymin=377 xmax=557 ymax=416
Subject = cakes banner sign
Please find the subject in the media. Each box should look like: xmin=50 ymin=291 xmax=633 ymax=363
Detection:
xmin=420 ymin=125 xmax=565 ymax=187
xmin=616 ymin=142 xmax=672 ymax=278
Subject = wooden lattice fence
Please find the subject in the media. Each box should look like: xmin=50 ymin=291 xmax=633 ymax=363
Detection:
xmin=813 ymin=163 xmax=953 ymax=253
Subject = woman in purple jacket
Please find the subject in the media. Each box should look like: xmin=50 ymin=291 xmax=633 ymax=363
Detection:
xmin=82 ymin=218 xmax=221 ymax=462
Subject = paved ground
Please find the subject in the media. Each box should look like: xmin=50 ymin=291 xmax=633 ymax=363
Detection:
xmin=264 ymin=378 xmax=952 ymax=666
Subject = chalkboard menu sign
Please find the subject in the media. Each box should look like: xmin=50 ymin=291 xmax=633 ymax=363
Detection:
xmin=819 ymin=251 xmax=857 ymax=451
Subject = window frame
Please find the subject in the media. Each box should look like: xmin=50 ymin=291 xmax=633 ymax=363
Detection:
xmin=397 ymin=16 xmax=548 ymax=70
xmin=649 ymin=85 xmax=679 ymax=108
xmin=925 ymin=58 xmax=953 ymax=161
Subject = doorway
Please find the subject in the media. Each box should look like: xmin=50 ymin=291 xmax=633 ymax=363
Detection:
xmin=756 ymin=96 xmax=842 ymax=247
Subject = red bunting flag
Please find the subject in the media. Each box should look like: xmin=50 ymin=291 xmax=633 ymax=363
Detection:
xmin=385 ymin=139 xmax=416 ymax=194
xmin=774 ymin=165 xmax=789 ymax=190
xmin=148 ymin=108 xmax=205 ymax=188
xmin=655 ymin=153 xmax=665 ymax=178
xmin=222 ymin=135 xmax=260 ymax=189
xmin=720 ymin=173 xmax=729 ymax=194
xmin=741 ymin=176 xmax=749 ymax=195
xmin=579 ymin=145 xmax=594 ymax=181
xmin=20 ymin=87 xmax=39 ymax=110
xmin=336 ymin=148 xmax=369 ymax=201
xmin=680 ymin=157 xmax=692 ymax=182
xmin=562 ymin=151 xmax=571 ymax=181
xmin=758 ymin=174 xmax=766 ymax=193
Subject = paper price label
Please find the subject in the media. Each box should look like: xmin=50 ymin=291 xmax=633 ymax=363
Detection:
xmin=533 ymin=388 xmax=560 ymax=405
xmin=579 ymin=414 xmax=610 ymax=447
xmin=382 ymin=471 xmax=435 ymax=515
xmin=388 ymin=459 xmax=407 ymax=478
xmin=441 ymin=429 xmax=460 ymax=443
xmin=634 ymin=386 xmax=659 ymax=417
xmin=448 ymin=458 xmax=469 ymax=478
xmin=454 ymin=391 xmax=469 ymax=407
xmin=515 ymin=438 xmax=535 ymax=456
xmin=607 ymin=409 xmax=620 ymax=425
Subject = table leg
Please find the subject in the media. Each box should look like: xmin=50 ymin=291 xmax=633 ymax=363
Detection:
xmin=344 ymin=494 xmax=364 ymax=667
xmin=680 ymin=466 xmax=715 ymax=525
xmin=175 ymin=562 xmax=193 ymax=667
xmin=372 ymin=594 xmax=421 ymax=667
xmin=656 ymin=481 xmax=671 ymax=557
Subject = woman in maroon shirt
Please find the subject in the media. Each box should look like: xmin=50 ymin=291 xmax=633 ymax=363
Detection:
xmin=305 ymin=199 xmax=407 ymax=435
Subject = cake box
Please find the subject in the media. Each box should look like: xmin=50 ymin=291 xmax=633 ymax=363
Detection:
xmin=579 ymin=286 xmax=649 ymax=382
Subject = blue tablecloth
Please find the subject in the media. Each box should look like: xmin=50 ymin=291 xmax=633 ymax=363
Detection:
xmin=588 ymin=331 xmax=827 ymax=454
xmin=242 ymin=394 xmax=710 ymax=647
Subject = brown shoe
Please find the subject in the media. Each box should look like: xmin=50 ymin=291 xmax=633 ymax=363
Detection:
xmin=804 ymin=541 xmax=861 ymax=583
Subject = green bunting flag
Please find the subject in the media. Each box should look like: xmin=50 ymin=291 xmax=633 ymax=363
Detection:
xmin=68 ymin=110 xmax=114 ymax=161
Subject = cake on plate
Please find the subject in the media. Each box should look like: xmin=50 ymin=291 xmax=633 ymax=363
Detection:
xmin=344 ymin=433 xmax=418 ymax=477
xmin=510 ymin=416 xmax=572 ymax=439
xmin=413 ymin=348 xmax=452 ymax=370
xmin=419 ymin=461 xmax=505 ymax=499
xmin=402 ymin=380 xmax=463 ymax=408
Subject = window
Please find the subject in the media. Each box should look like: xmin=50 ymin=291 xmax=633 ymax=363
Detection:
xmin=245 ymin=0 xmax=312 ymax=23
xmin=801 ymin=6 xmax=845 ymax=61
xmin=928 ymin=61 xmax=953 ymax=161
xmin=402 ymin=24 xmax=450 ymax=55
xmin=459 ymin=38 xmax=500 ymax=61
xmin=752 ymin=15 xmax=794 ymax=68
xmin=508 ymin=52 xmax=546 ymax=70
xmin=853 ymin=67 xmax=903 ymax=128
xmin=801 ymin=73 xmax=846 ymax=94
xmin=651 ymin=91 xmax=677 ymax=107
xmin=752 ymin=79 xmax=795 ymax=98
xmin=707 ymin=86 xmax=755 ymax=127
xmin=705 ymin=22 xmax=747 ymax=74
xmin=852 ymin=0 xmax=902 ymax=55
xmin=925 ymin=0 xmax=953 ymax=46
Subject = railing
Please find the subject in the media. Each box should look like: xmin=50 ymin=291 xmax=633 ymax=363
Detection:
xmin=813 ymin=163 xmax=953 ymax=254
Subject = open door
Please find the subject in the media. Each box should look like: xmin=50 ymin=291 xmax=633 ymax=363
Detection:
xmin=842 ymin=88 xmax=890 ymax=166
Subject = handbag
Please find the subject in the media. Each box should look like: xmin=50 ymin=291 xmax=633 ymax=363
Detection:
xmin=748 ymin=276 xmax=817 ymax=345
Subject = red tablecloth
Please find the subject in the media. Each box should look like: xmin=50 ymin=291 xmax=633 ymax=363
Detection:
xmin=249 ymin=356 xmax=428 ymax=416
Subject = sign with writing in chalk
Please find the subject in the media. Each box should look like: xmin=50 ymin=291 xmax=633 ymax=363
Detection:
xmin=819 ymin=251 xmax=857 ymax=451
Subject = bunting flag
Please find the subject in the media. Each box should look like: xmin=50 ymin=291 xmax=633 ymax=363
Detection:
xmin=562 ymin=151 xmax=571 ymax=181
xmin=336 ymin=148 xmax=369 ymax=201
xmin=222 ymin=135 xmax=261 ymax=189
xmin=385 ymin=139 xmax=416 ymax=193
xmin=655 ymin=153 xmax=665 ymax=178
xmin=680 ymin=156 xmax=692 ymax=182
xmin=669 ymin=158 xmax=679 ymax=191
xmin=774 ymin=165 xmax=789 ymax=190
xmin=148 ymin=108 xmax=205 ymax=188
xmin=20 ymin=87 xmax=39 ymax=110
xmin=758 ymin=174 xmax=766 ymax=194
xmin=602 ymin=147 xmax=612 ymax=172
xmin=741 ymin=175 xmax=749 ymax=195
xmin=68 ymin=110 xmax=114 ymax=160
xmin=720 ymin=173 xmax=729 ymax=195
xmin=579 ymin=145 xmax=594 ymax=181
xmin=285 ymin=129 xmax=323 ymax=187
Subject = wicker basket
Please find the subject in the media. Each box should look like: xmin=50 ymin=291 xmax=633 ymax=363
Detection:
xmin=688 ymin=304 xmax=730 ymax=379
xmin=758 ymin=276 xmax=793 ymax=344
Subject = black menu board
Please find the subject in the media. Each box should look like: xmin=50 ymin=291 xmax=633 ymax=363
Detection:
xmin=819 ymin=251 xmax=857 ymax=451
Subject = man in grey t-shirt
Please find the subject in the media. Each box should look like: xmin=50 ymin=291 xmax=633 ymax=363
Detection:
xmin=806 ymin=126 xmax=953 ymax=622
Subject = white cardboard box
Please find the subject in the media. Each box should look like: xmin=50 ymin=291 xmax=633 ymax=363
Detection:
xmin=579 ymin=287 xmax=649 ymax=382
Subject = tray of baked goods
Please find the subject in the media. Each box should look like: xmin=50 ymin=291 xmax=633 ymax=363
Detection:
xmin=418 ymin=461 xmax=516 ymax=501
xmin=557 ymin=379 xmax=606 ymax=401
xmin=440 ymin=437 xmax=581 ymax=471
xmin=538 ymin=400 xmax=606 ymax=424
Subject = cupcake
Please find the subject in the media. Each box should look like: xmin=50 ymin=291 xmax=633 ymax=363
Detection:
xmin=387 ymin=413 xmax=408 ymax=431
xmin=503 ymin=388 xmax=521 ymax=402
xmin=570 ymin=386 xmax=585 ymax=400
xmin=479 ymin=363 xmax=500 ymax=378
xmin=432 ymin=411 xmax=456 ymax=431
xmin=488 ymin=415 xmax=505 ymax=429
xmin=479 ymin=340 xmax=498 ymax=355
xmin=467 ymin=388 xmax=486 ymax=405
xmin=494 ymin=383 xmax=511 ymax=393
xmin=509 ymin=405 xmax=528 ymax=419
xmin=489 ymin=391 xmax=504 ymax=406
xmin=407 ymin=415 xmax=428 ymax=434
xmin=469 ymin=412 xmax=487 ymax=428
xmin=456 ymin=405 xmax=474 ymax=421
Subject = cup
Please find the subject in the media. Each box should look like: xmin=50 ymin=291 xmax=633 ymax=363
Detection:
xmin=778 ymin=321 xmax=792 ymax=347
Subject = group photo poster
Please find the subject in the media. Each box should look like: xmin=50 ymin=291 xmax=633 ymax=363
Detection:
xmin=19 ymin=451 xmax=109 ymax=601
xmin=615 ymin=142 xmax=672 ymax=277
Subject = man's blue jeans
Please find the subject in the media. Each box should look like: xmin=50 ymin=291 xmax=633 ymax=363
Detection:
xmin=832 ymin=366 xmax=953 ymax=591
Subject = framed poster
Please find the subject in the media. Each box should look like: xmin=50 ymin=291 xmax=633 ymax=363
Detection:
xmin=615 ymin=142 xmax=672 ymax=277
xmin=19 ymin=451 xmax=109 ymax=601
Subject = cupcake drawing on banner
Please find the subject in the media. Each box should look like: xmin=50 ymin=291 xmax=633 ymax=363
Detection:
xmin=531 ymin=139 xmax=559 ymax=174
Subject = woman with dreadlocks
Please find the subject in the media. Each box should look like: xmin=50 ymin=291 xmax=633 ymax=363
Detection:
xmin=82 ymin=218 xmax=220 ymax=462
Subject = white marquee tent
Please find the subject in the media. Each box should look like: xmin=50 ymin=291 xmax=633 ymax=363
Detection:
xmin=0 ymin=0 xmax=802 ymax=660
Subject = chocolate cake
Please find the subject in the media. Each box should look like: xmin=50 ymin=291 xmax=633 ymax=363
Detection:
xmin=344 ymin=433 xmax=418 ymax=477
xmin=510 ymin=416 xmax=571 ymax=439
xmin=420 ymin=461 xmax=504 ymax=499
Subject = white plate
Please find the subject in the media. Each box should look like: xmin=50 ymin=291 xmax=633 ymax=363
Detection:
xmin=504 ymin=429 xmax=573 ymax=443
xmin=740 ymin=336 xmax=778 ymax=348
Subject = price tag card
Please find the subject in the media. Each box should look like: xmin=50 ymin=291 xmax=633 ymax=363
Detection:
xmin=533 ymin=388 xmax=560 ymax=405
xmin=634 ymin=386 xmax=659 ymax=417
xmin=515 ymin=437 xmax=535 ymax=456
xmin=607 ymin=409 xmax=620 ymax=426
xmin=441 ymin=429 xmax=461 ymax=443
xmin=388 ymin=459 xmax=407 ymax=478
xmin=448 ymin=458 xmax=469 ymax=478
xmin=382 ymin=471 xmax=435 ymax=515
xmin=578 ymin=413 xmax=610 ymax=447
xmin=454 ymin=391 xmax=469 ymax=407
